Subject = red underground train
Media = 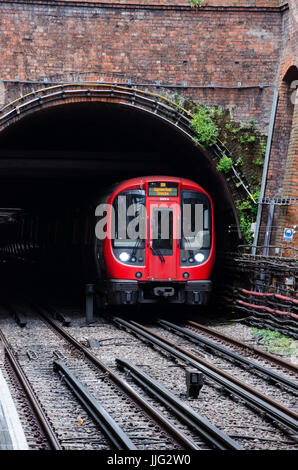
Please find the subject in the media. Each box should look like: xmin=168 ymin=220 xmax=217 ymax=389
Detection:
xmin=96 ymin=176 xmax=215 ymax=306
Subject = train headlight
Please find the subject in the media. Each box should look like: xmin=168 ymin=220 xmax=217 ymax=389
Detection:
xmin=194 ymin=253 xmax=205 ymax=263
xmin=119 ymin=252 xmax=130 ymax=262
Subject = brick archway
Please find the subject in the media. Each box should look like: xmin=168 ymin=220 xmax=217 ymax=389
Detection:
xmin=0 ymin=82 xmax=241 ymax=243
xmin=0 ymin=83 xmax=196 ymax=137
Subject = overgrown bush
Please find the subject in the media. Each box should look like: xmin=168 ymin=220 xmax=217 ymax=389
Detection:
xmin=190 ymin=0 xmax=204 ymax=6
xmin=190 ymin=105 xmax=218 ymax=148
xmin=217 ymin=156 xmax=233 ymax=174
xmin=236 ymin=189 xmax=259 ymax=244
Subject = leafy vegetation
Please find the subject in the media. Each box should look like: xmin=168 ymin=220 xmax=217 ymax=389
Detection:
xmin=252 ymin=328 xmax=298 ymax=356
xmin=217 ymin=156 xmax=233 ymax=174
xmin=190 ymin=105 xmax=219 ymax=148
xmin=208 ymin=109 xmax=266 ymax=244
xmin=253 ymin=157 xmax=264 ymax=166
xmin=167 ymin=91 xmax=267 ymax=246
xmin=190 ymin=0 xmax=205 ymax=6
xmin=245 ymin=134 xmax=256 ymax=143
xmin=236 ymin=189 xmax=259 ymax=243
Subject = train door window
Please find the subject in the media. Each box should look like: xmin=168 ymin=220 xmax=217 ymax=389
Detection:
xmin=152 ymin=208 xmax=173 ymax=256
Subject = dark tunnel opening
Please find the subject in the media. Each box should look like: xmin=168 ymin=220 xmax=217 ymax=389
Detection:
xmin=0 ymin=101 xmax=239 ymax=304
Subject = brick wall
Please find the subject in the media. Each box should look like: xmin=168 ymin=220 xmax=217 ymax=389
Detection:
xmin=0 ymin=0 xmax=296 ymax=252
xmin=0 ymin=0 xmax=284 ymax=133
xmin=0 ymin=0 xmax=283 ymax=6
xmin=263 ymin=0 xmax=298 ymax=251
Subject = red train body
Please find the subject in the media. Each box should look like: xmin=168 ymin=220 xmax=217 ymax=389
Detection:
xmin=98 ymin=176 xmax=215 ymax=305
xmin=0 ymin=176 xmax=215 ymax=307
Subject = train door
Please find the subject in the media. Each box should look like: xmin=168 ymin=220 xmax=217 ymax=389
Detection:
xmin=147 ymin=203 xmax=179 ymax=280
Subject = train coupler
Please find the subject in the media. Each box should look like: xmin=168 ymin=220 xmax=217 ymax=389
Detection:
xmin=153 ymin=286 xmax=175 ymax=297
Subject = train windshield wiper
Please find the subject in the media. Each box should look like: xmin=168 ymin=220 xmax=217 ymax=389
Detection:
xmin=131 ymin=237 xmax=141 ymax=258
xmin=183 ymin=236 xmax=194 ymax=258
xmin=150 ymin=245 xmax=165 ymax=263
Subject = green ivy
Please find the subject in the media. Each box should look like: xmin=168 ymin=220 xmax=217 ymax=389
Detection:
xmin=190 ymin=105 xmax=219 ymax=147
xmin=217 ymin=156 xmax=233 ymax=174
xmin=245 ymin=134 xmax=256 ymax=143
xmin=249 ymin=118 xmax=256 ymax=129
xmin=236 ymin=190 xmax=260 ymax=244
xmin=251 ymin=189 xmax=260 ymax=216
xmin=239 ymin=214 xmax=253 ymax=244
xmin=253 ymin=157 xmax=264 ymax=166
xmin=190 ymin=0 xmax=205 ymax=6
xmin=212 ymin=107 xmax=223 ymax=117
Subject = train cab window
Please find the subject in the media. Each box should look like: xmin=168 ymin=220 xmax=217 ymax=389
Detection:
xmin=112 ymin=190 xmax=146 ymax=247
xmin=181 ymin=191 xmax=211 ymax=251
xmin=152 ymin=208 xmax=173 ymax=256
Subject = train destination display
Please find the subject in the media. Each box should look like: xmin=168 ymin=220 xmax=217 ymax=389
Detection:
xmin=148 ymin=182 xmax=179 ymax=197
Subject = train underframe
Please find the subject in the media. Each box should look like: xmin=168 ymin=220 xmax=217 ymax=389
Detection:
xmin=106 ymin=279 xmax=212 ymax=305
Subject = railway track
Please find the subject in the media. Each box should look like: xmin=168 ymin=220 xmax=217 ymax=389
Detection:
xmin=186 ymin=319 xmax=298 ymax=375
xmin=0 ymin=303 xmax=242 ymax=450
xmin=116 ymin=358 xmax=241 ymax=450
xmin=113 ymin=317 xmax=298 ymax=436
xmin=0 ymin=329 xmax=62 ymax=450
xmin=238 ymin=314 xmax=298 ymax=340
xmin=36 ymin=304 xmax=243 ymax=450
xmin=1 ymin=301 xmax=297 ymax=450
xmin=159 ymin=319 xmax=298 ymax=391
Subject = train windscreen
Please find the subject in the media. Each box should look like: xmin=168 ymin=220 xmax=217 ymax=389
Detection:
xmin=112 ymin=190 xmax=146 ymax=247
xmin=181 ymin=191 xmax=211 ymax=250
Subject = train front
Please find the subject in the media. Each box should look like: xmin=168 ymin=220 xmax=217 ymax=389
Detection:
xmin=101 ymin=177 xmax=215 ymax=305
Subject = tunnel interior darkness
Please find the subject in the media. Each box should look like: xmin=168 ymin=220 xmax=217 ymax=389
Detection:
xmin=0 ymin=101 xmax=238 ymax=298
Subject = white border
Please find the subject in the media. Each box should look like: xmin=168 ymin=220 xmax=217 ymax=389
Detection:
xmin=0 ymin=368 xmax=29 ymax=450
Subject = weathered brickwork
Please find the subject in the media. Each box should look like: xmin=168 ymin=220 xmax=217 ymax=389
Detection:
xmin=0 ymin=0 xmax=297 ymax=249
xmin=0 ymin=2 xmax=284 ymax=128
xmin=263 ymin=0 xmax=298 ymax=250
xmin=0 ymin=0 xmax=283 ymax=6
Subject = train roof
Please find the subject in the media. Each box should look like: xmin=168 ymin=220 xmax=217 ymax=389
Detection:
xmin=111 ymin=176 xmax=209 ymax=196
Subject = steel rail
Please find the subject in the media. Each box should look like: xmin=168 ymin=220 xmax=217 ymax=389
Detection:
xmin=53 ymin=360 xmax=137 ymax=450
xmin=187 ymin=320 xmax=298 ymax=374
xmin=116 ymin=359 xmax=243 ymax=450
xmin=159 ymin=320 xmax=298 ymax=392
xmin=113 ymin=318 xmax=298 ymax=434
xmin=0 ymin=328 xmax=62 ymax=450
xmin=32 ymin=304 xmax=200 ymax=450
